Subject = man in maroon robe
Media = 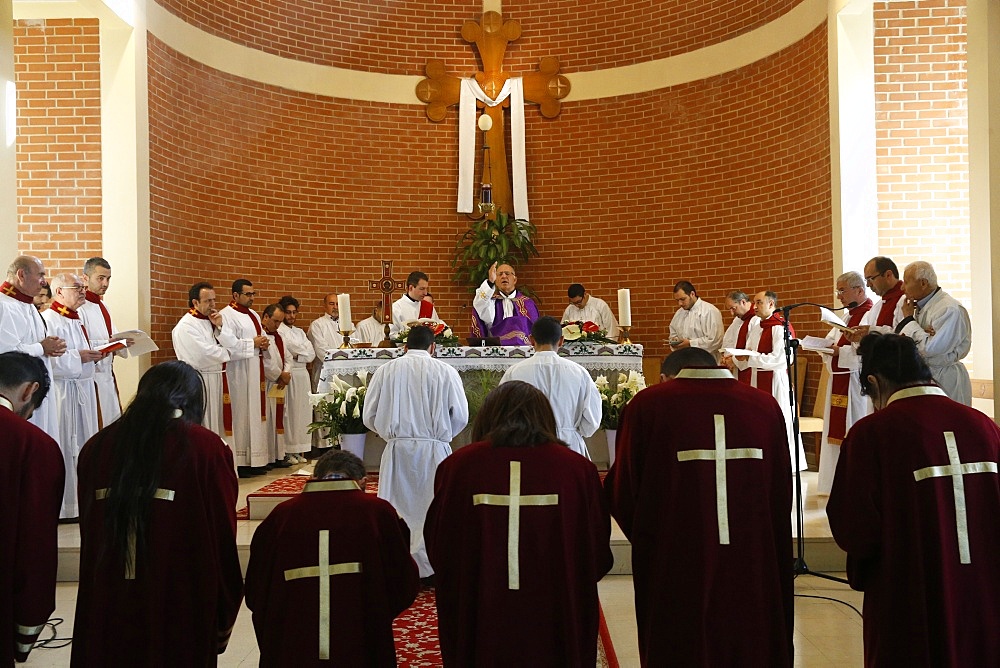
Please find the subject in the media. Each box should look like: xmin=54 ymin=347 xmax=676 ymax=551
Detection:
xmin=426 ymin=381 xmax=613 ymax=666
xmin=245 ymin=450 xmax=419 ymax=667
xmin=606 ymin=347 xmax=793 ymax=666
xmin=828 ymin=333 xmax=1000 ymax=666
xmin=0 ymin=352 xmax=64 ymax=665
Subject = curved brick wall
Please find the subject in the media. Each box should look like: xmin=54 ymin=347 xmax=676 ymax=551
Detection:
xmin=148 ymin=22 xmax=832 ymax=370
xmin=153 ymin=0 xmax=804 ymax=74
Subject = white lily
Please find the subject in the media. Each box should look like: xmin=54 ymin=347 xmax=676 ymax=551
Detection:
xmin=356 ymin=370 xmax=369 ymax=386
xmin=308 ymin=392 xmax=330 ymax=407
xmin=339 ymin=401 xmax=348 ymax=416
xmin=617 ymin=372 xmax=628 ymax=385
xmin=595 ymin=375 xmax=609 ymax=390
xmin=345 ymin=387 xmax=357 ymax=402
xmin=353 ymin=404 xmax=361 ymax=419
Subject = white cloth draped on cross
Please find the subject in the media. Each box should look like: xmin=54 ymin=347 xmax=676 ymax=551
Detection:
xmin=458 ymin=77 xmax=529 ymax=220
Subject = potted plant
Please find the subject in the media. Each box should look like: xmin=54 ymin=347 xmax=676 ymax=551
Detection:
xmin=595 ymin=371 xmax=646 ymax=466
xmin=451 ymin=209 xmax=539 ymax=291
xmin=309 ymin=371 xmax=370 ymax=458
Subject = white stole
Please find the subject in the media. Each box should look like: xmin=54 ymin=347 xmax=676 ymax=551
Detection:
xmin=458 ymin=77 xmax=529 ymax=220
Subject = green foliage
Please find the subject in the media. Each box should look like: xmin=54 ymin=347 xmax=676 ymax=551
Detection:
xmin=461 ymin=369 xmax=504 ymax=426
xmin=451 ymin=210 xmax=539 ymax=291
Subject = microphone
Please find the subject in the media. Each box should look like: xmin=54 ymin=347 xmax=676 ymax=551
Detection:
xmin=782 ymin=301 xmax=855 ymax=312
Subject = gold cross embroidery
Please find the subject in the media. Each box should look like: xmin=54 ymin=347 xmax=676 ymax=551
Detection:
xmin=913 ymin=431 xmax=998 ymax=564
xmin=473 ymin=460 xmax=559 ymax=590
xmin=283 ymin=529 xmax=362 ymax=660
xmin=676 ymin=415 xmax=763 ymax=545
xmin=94 ymin=487 xmax=175 ymax=579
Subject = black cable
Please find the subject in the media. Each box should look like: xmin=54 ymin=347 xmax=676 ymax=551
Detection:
xmin=31 ymin=617 xmax=73 ymax=650
xmin=794 ymin=593 xmax=863 ymax=618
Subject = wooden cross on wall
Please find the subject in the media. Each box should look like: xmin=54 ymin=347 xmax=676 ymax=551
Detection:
xmin=416 ymin=11 xmax=570 ymax=218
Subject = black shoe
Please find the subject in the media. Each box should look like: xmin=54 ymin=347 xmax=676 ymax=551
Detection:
xmin=274 ymin=457 xmax=293 ymax=468
xmin=420 ymin=575 xmax=436 ymax=588
xmin=251 ymin=466 xmax=269 ymax=476
xmin=265 ymin=463 xmax=275 ymax=471
xmin=58 ymin=517 xmax=80 ymax=524
xmin=237 ymin=466 xmax=255 ymax=479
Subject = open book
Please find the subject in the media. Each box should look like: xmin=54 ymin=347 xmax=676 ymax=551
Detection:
xmin=94 ymin=330 xmax=159 ymax=357
xmin=820 ymin=307 xmax=852 ymax=333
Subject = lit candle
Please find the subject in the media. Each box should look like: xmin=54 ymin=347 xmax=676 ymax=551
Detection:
xmin=337 ymin=294 xmax=352 ymax=328
xmin=617 ymin=289 xmax=632 ymax=327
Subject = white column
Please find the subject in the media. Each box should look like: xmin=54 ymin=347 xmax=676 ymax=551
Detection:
xmin=967 ymin=0 xmax=1000 ymax=419
xmin=827 ymin=0 xmax=878 ymax=279
xmin=0 ymin=0 xmax=15 ymax=253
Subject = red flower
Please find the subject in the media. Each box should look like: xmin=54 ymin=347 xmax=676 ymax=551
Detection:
xmin=432 ymin=323 xmax=446 ymax=336
xmin=582 ymin=321 xmax=601 ymax=333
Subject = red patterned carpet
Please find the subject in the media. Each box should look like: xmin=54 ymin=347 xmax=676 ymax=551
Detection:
xmin=237 ymin=473 xmax=380 ymax=520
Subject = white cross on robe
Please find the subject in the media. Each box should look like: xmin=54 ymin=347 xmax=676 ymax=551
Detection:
xmin=473 ymin=460 xmax=558 ymax=590
xmin=95 ymin=487 xmax=175 ymax=579
xmin=913 ymin=431 xmax=998 ymax=564
xmin=676 ymin=414 xmax=763 ymax=545
xmin=283 ymin=527 xmax=362 ymax=660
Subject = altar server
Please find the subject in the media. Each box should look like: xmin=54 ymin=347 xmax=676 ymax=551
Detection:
xmin=499 ymin=316 xmax=602 ymax=459
xmin=277 ymin=295 xmax=316 ymax=463
xmin=362 ymin=325 xmax=468 ymax=579
xmin=261 ymin=303 xmax=292 ymax=468
xmin=896 ymin=261 xmax=972 ymax=405
xmin=0 ymin=352 xmax=65 ymax=665
xmin=72 ymin=361 xmax=243 ymax=666
xmin=78 ymin=257 xmax=130 ymax=427
xmin=561 ymin=283 xmax=619 ymax=338
xmin=668 ymin=281 xmax=724 ymax=363
xmin=606 ymin=347 xmax=793 ymax=666
xmin=426 ymin=381 xmax=612 ymax=666
xmin=246 ymin=450 xmax=418 ymax=666
xmin=720 ymin=290 xmax=759 ymax=384
xmin=0 ymin=255 xmax=65 ymax=439
xmin=42 ymin=273 xmax=103 ymax=519
xmin=220 ymin=278 xmax=270 ymax=476
xmin=815 ymin=271 xmax=872 ymax=495
xmin=828 ymin=333 xmax=1000 ymax=666
xmin=734 ymin=290 xmax=807 ymax=471
xmin=849 ymin=256 xmax=905 ymax=338
xmin=390 ymin=271 xmax=445 ymax=334
xmin=308 ymin=292 xmax=353 ymax=390
xmin=171 ymin=282 xmax=239 ymax=440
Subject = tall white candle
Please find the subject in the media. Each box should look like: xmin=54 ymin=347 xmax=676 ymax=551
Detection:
xmin=337 ymin=293 xmax=352 ymax=328
xmin=617 ymin=289 xmax=632 ymax=327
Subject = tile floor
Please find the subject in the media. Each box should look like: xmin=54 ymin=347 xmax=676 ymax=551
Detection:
xmin=34 ymin=467 xmax=864 ymax=667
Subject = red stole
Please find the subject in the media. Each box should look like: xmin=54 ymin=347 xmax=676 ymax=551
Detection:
xmin=191 ymin=309 xmax=234 ymax=436
xmin=50 ymin=300 xmax=90 ymax=341
xmin=753 ymin=313 xmax=793 ymax=393
xmin=827 ymin=299 xmax=873 ymax=442
xmin=0 ymin=281 xmax=34 ymax=304
xmin=877 ymin=282 xmax=905 ymax=327
xmin=271 ymin=331 xmax=285 ymax=435
xmin=228 ymin=301 xmax=266 ymax=423
xmin=86 ymin=290 xmax=123 ymax=425
xmin=735 ymin=310 xmax=756 ymax=385
xmin=418 ymin=299 xmax=434 ymax=319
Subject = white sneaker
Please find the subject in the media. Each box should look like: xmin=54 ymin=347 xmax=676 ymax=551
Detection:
xmin=294 ymin=454 xmax=307 ymax=464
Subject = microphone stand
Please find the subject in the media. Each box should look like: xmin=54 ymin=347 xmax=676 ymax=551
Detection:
xmin=780 ymin=302 xmax=849 ymax=585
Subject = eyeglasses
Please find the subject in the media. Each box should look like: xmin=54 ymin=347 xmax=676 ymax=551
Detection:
xmin=59 ymin=286 xmax=86 ymax=293
xmin=241 ymin=292 xmax=256 ymax=297
xmin=836 ymin=287 xmax=861 ymax=294
xmin=864 ymin=271 xmax=886 ymax=284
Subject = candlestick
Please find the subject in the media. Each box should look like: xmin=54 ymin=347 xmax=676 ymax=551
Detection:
xmin=337 ymin=293 xmax=352 ymax=327
xmin=617 ymin=288 xmax=632 ymax=327
xmin=338 ymin=329 xmax=355 ymax=349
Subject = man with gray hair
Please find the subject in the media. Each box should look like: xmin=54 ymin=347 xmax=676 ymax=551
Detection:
xmin=815 ymin=271 xmax=872 ymax=494
xmin=720 ymin=290 xmax=759 ymax=384
xmin=79 ymin=257 xmax=131 ymax=428
xmin=897 ymin=261 xmax=972 ymax=404
xmin=0 ymin=255 xmax=66 ymax=439
xmin=42 ymin=273 xmax=104 ymax=519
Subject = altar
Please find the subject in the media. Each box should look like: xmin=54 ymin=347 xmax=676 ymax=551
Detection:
xmin=318 ymin=342 xmax=644 ymax=390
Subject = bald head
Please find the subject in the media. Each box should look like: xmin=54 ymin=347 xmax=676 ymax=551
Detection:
xmin=6 ymin=256 xmax=46 ymax=297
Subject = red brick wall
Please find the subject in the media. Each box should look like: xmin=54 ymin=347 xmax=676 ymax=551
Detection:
xmin=153 ymin=0 xmax=803 ymax=73
xmin=13 ymin=19 xmax=102 ymax=277
xmin=874 ymin=0 xmax=969 ymax=303
xmin=147 ymin=18 xmax=833 ymax=421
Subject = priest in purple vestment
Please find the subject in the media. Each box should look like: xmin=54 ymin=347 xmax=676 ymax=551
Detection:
xmin=72 ymin=361 xmax=243 ymax=667
xmin=245 ymin=450 xmax=419 ymax=667
xmin=606 ymin=347 xmax=794 ymax=666
xmin=426 ymin=381 xmax=613 ymax=666
xmin=828 ymin=333 xmax=1000 ymax=667
xmin=0 ymin=352 xmax=64 ymax=666
xmin=470 ymin=262 xmax=540 ymax=346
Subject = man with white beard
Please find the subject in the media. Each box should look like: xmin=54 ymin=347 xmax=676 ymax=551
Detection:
xmin=41 ymin=273 xmax=103 ymax=519
xmin=0 ymin=255 xmax=66 ymax=439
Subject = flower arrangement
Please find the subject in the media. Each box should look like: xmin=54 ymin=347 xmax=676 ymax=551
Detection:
xmin=308 ymin=371 xmax=370 ymax=442
xmin=392 ymin=322 xmax=460 ymax=347
xmin=562 ymin=320 xmax=616 ymax=344
xmin=595 ymin=370 xmax=646 ymax=430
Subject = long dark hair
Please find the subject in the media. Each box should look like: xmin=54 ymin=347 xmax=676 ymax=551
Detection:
xmin=102 ymin=361 xmax=206 ymax=572
xmin=471 ymin=380 xmax=563 ymax=448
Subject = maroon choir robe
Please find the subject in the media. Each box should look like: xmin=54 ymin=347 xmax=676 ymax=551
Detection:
xmin=425 ymin=441 xmax=613 ymax=667
xmin=605 ymin=368 xmax=794 ymax=666
xmin=828 ymin=385 xmax=1000 ymax=666
xmin=245 ymin=480 xmax=419 ymax=667
xmin=0 ymin=406 xmax=64 ymax=665
xmin=72 ymin=421 xmax=243 ymax=667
